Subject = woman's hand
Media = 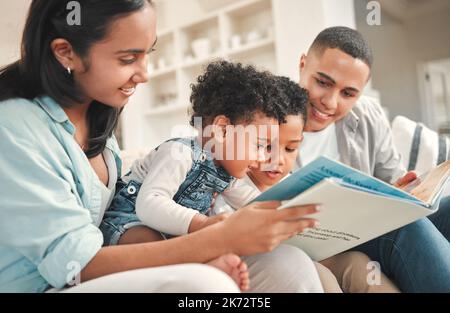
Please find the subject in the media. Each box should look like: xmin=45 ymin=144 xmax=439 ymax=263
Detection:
xmin=219 ymin=201 xmax=320 ymax=256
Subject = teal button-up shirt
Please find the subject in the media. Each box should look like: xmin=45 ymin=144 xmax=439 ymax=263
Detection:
xmin=0 ymin=95 xmax=122 ymax=292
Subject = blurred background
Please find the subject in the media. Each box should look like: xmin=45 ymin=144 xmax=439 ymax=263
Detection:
xmin=1 ymin=0 xmax=449 ymax=150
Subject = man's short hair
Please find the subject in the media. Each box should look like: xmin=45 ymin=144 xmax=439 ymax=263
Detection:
xmin=309 ymin=26 xmax=373 ymax=68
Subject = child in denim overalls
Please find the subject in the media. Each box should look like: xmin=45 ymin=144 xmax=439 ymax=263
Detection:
xmin=101 ymin=61 xmax=309 ymax=244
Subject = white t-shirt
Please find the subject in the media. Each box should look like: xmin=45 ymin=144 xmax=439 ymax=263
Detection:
xmin=213 ymin=175 xmax=258 ymax=214
xmin=97 ymin=149 xmax=117 ymax=226
xmin=298 ymin=123 xmax=341 ymax=167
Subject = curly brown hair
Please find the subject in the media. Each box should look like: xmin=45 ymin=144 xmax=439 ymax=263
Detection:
xmin=189 ymin=60 xmax=308 ymax=128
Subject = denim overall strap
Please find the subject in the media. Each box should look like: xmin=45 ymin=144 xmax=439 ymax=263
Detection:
xmin=169 ymin=138 xmax=234 ymax=214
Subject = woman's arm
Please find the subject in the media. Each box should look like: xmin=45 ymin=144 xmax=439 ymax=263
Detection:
xmin=81 ymin=221 xmax=228 ymax=282
xmin=81 ymin=201 xmax=320 ymax=282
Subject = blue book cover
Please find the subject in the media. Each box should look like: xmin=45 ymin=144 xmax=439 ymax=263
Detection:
xmin=253 ymin=156 xmax=420 ymax=204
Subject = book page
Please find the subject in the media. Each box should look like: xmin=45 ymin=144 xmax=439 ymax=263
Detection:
xmin=280 ymin=179 xmax=433 ymax=261
xmin=409 ymin=161 xmax=450 ymax=204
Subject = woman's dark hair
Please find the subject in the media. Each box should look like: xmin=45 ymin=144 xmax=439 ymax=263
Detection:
xmin=0 ymin=0 xmax=152 ymax=158
xmin=190 ymin=61 xmax=308 ymax=127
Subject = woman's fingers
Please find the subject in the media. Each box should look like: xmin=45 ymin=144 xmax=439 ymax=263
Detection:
xmin=276 ymin=218 xmax=318 ymax=238
xmin=275 ymin=204 xmax=321 ymax=221
xmin=284 ymin=218 xmax=319 ymax=234
xmin=226 ymin=202 xmax=322 ymax=255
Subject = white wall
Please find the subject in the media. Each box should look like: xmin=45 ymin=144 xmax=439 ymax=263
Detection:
xmin=355 ymin=0 xmax=450 ymax=123
xmin=276 ymin=0 xmax=356 ymax=77
xmin=0 ymin=0 xmax=30 ymax=67
xmin=322 ymin=0 xmax=356 ymax=29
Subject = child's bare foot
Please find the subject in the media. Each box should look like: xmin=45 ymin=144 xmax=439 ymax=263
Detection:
xmin=207 ymin=254 xmax=250 ymax=291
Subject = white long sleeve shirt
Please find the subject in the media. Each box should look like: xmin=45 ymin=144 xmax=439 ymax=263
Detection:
xmin=124 ymin=140 xmax=259 ymax=235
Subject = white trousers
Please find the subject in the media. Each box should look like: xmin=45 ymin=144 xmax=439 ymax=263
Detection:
xmin=62 ymin=264 xmax=239 ymax=293
xmin=61 ymin=245 xmax=323 ymax=293
xmin=243 ymin=244 xmax=324 ymax=293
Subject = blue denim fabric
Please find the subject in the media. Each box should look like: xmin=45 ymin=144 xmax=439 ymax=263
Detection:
xmin=428 ymin=196 xmax=450 ymax=242
xmin=99 ymin=179 xmax=145 ymax=246
xmin=352 ymin=196 xmax=450 ymax=292
xmin=100 ymin=137 xmax=234 ymax=245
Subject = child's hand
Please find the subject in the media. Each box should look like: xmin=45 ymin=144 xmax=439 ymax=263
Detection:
xmin=188 ymin=213 xmax=232 ymax=233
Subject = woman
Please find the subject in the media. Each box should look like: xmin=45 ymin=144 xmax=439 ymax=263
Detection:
xmin=0 ymin=0 xmax=323 ymax=293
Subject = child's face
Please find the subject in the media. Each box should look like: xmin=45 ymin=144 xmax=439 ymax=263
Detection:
xmin=248 ymin=115 xmax=304 ymax=191
xmin=215 ymin=112 xmax=279 ymax=179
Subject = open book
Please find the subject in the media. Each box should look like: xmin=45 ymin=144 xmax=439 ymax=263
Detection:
xmin=253 ymin=157 xmax=450 ymax=261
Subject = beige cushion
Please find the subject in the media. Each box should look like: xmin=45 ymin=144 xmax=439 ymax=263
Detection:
xmin=392 ymin=116 xmax=450 ymax=175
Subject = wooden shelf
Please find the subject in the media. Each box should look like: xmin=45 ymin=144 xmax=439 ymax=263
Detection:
xmin=145 ymin=103 xmax=189 ymax=117
xmin=227 ymin=36 xmax=274 ymax=58
xmin=181 ymin=52 xmax=224 ymax=70
xmin=126 ymin=0 xmax=293 ymax=149
xmin=225 ymin=0 xmax=271 ymax=16
xmin=120 ymin=0 xmax=363 ymax=150
xmin=143 ymin=0 xmax=277 ymax=146
xmin=149 ymin=66 xmax=176 ymax=79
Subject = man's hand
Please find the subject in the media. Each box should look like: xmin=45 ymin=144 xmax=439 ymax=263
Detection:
xmin=394 ymin=171 xmax=418 ymax=189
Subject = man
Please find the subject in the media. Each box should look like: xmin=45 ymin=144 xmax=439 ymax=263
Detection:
xmin=297 ymin=26 xmax=450 ymax=292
